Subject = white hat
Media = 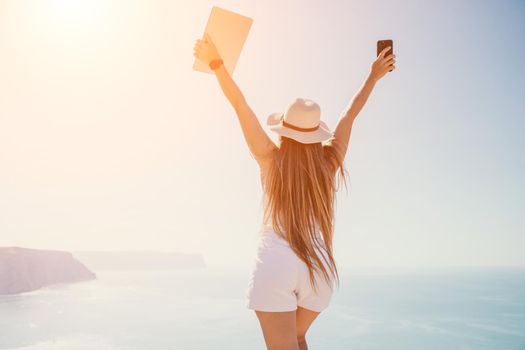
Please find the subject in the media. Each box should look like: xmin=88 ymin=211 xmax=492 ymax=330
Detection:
xmin=267 ymin=98 xmax=333 ymax=144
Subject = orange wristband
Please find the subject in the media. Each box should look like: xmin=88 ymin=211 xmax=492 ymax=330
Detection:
xmin=209 ymin=58 xmax=223 ymax=70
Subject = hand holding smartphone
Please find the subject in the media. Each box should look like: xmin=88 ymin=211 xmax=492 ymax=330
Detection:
xmin=377 ymin=39 xmax=394 ymax=72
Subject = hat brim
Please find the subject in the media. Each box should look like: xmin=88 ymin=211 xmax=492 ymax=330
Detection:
xmin=266 ymin=112 xmax=333 ymax=144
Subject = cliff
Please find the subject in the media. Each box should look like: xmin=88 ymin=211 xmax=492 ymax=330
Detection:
xmin=0 ymin=247 xmax=96 ymax=295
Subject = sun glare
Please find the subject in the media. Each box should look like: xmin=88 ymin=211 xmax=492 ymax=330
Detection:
xmin=46 ymin=0 xmax=107 ymax=24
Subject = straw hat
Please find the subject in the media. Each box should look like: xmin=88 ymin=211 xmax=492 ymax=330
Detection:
xmin=267 ymin=98 xmax=333 ymax=144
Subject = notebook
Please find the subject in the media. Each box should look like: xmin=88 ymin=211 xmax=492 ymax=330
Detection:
xmin=193 ymin=6 xmax=253 ymax=75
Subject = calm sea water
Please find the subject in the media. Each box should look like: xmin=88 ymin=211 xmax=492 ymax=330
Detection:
xmin=0 ymin=267 xmax=524 ymax=350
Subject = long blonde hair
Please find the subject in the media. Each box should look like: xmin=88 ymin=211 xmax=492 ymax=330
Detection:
xmin=263 ymin=135 xmax=349 ymax=293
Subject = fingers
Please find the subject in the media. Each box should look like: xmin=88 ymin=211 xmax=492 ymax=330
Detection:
xmin=381 ymin=53 xmax=395 ymax=64
xmin=194 ymin=37 xmax=211 ymax=50
xmin=371 ymin=49 xmax=396 ymax=78
xmin=194 ymin=39 xmax=205 ymax=56
xmin=383 ymin=55 xmax=396 ymax=66
xmin=193 ymin=39 xmax=202 ymax=58
xmin=381 ymin=54 xmax=396 ymax=71
xmin=194 ymin=35 xmax=219 ymax=61
xmin=378 ymin=46 xmax=391 ymax=59
xmin=204 ymin=32 xmax=215 ymax=45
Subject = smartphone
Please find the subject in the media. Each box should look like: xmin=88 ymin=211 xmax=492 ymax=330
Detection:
xmin=377 ymin=39 xmax=394 ymax=71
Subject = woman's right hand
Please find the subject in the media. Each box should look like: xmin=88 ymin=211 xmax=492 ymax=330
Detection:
xmin=370 ymin=46 xmax=396 ymax=82
xmin=194 ymin=33 xmax=222 ymax=67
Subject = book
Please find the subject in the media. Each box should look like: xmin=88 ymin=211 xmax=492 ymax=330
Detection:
xmin=193 ymin=6 xmax=253 ymax=75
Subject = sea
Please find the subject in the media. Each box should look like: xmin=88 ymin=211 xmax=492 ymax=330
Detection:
xmin=0 ymin=267 xmax=524 ymax=350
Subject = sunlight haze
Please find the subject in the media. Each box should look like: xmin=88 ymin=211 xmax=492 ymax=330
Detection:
xmin=1 ymin=0 xmax=524 ymax=268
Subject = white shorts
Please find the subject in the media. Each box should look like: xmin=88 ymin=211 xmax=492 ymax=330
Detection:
xmin=245 ymin=226 xmax=334 ymax=312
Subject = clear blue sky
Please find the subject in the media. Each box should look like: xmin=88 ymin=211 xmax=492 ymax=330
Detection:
xmin=0 ymin=0 xmax=523 ymax=268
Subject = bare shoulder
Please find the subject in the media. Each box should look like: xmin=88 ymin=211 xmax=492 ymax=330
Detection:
xmin=254 ymin=142 xmax=279 ymax=172
xmin=323 ymin=140 xmax=344 ymax=174
xmin=254 ymin=141 xmax=278 ymax=172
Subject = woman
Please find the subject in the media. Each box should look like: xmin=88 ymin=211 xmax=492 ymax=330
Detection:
xmin=194 ymin=33 xmax=395 ymax=350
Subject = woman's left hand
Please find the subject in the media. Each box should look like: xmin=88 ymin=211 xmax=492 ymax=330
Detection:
xmin=370 ymin=46 xmax=396 ymax=82
xmin=194 ymin=33 xmax=222 ymax=66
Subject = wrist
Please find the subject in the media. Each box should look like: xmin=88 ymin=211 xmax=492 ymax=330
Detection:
xmin=209 ymin=57 xmax=223 ymax=71
xmin=367 ymin=70 xmax=380 ymax=84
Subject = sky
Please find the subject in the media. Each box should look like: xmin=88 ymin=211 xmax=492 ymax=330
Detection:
xmin=0 ymin=0 xmax=524 ymax=269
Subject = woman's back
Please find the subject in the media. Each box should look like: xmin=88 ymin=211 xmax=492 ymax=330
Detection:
xmin=257 ymin=152 xmax=324 ymax=242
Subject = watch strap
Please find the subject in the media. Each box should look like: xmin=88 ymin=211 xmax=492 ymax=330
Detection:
xmin=209 ymin=58 xmax=223 ymax=70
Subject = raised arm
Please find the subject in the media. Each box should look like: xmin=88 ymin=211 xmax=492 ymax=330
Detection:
xmin=194 ymin=33 xmax=277 ymax=163
xmin=327 ymin=46 xmax=396 ymax=164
